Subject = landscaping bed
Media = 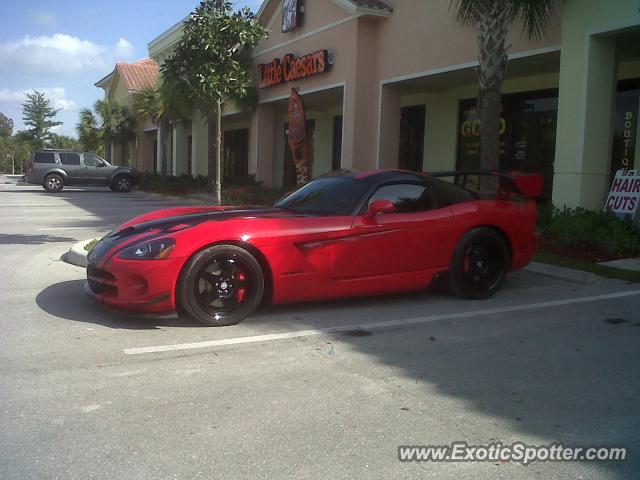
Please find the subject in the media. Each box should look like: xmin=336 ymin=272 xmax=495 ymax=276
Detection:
xmin=535 ymin=204 xmax=640 ymax=281
xmin=137 ymin=173 xmax=287 ymax=206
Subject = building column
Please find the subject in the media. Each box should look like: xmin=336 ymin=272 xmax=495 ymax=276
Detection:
xmin=377 ymin=84 xmax=401 ymax=169
xmin=250 ymin=102 xmax=276 ymax=187
xmin=172 ymin=121 xmax=189 ymax=176
xmin=553 ymin=35 xmax=617 ymax=209
xmin=342 ymin=19 xmax=378 ymax=170
xmin=155 ymin=128 xmax=162 ymax=173
xmin=191 ymin=109 xmax=209 ymax=177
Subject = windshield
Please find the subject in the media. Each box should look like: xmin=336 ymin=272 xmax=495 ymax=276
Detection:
xmin=274 ymin=177 xmax=367 ymax=215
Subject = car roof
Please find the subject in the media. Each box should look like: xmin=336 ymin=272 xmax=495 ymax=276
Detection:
xmin=322 ymin=168 xmax=429 ymax=186
xmin=35 ymin=149 xmax=80 ymax=153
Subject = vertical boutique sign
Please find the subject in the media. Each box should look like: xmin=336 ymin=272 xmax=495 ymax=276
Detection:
xmin=288 ymin=88 xmax=309 ymax=185
xmin=611 ymin=90 xmax=639 ymax=174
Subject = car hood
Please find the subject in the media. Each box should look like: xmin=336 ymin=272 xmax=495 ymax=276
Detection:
xmin=88 ymin=206 xmax=289 ymax=265
xmin=114 ymin=206 xmax=286 ymax=238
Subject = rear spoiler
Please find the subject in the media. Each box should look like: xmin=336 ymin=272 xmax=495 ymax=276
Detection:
xmin=430 ymin=170 xmax=543 ymax=200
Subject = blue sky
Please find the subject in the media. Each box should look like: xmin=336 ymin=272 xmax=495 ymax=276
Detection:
xmin=0 ymin=0 xmax=263 ymax=137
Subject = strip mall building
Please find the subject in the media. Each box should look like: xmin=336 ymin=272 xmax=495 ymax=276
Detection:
xmin=97 ymin=0 xmax=640 ymax=209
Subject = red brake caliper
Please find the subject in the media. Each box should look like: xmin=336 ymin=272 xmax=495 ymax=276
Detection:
xmin=236 ymin=272 xmax=247 ymax=303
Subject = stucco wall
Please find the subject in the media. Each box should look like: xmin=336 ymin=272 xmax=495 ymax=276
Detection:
xmin=553 ymin=0 xmax=640 ymax=209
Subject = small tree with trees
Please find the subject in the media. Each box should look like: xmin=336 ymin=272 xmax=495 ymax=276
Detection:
xmin=162 ymin=0 xmax=267 ymax=204
xmin=21 ymin=90 xmax=62 ymax=149
xmin=0 ymin=112 xmax=14 ymax=138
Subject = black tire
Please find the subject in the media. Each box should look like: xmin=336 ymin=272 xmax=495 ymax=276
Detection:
xmin=447 ymin=227 xmax=510 ymax=299
xmin=177 ymin=245 xmax=264 ymax=326
xmin=111 ymin=174 xmax=133 ymax=193
xmin=43 ymin=173 xmax=64 ymax=193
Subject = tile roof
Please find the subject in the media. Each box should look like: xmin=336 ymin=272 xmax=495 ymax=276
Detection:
xmin=350 ymin=0 xmax=393 ymax=12
xmin=116 ymin=58 xmax=159 ymax=92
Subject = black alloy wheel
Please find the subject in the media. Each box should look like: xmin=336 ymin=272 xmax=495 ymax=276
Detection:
xmin=177 ymin=245 xmax=264 ymax=326
xmin=448 ymin=227 xmax=510 ymax=299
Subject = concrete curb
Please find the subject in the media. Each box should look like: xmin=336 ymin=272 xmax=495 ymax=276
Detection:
xmin=525 ymin=262 xmax=598 ymax=285
xmin=65 ymin=238 xmax=98 ymax=268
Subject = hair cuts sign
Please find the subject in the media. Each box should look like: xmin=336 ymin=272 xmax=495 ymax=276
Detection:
xmin=605 ymin=169 xmax=640 ymax=221
xmin=258 ymin=50 xmax=329 ymax=89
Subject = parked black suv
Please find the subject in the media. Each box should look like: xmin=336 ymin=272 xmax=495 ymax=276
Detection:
xmin=25 ymin=150 xmax=139 ymax=193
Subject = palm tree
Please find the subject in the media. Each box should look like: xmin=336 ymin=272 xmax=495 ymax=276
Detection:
xmin=92 ymin=99 xmax=133 ymax=165
xmin=76 ymin=108 xmax=102 ymax=155
xmin=134 ymin=79 xmax=190 ymax=178
xmin=452 ymin=0 xmax=557 ymax=172
xmin=115 ymin=112 xmax=136 ymax=167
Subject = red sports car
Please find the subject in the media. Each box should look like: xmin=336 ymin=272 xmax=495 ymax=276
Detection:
xmin=86 ymin=169 xmax=541 ymax=326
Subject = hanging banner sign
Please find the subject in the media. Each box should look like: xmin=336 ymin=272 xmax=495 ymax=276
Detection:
xmin=258 ymin=50 xmax=329 ymax=88
xmin=605 ymin=169 xmax=640 ymax=221
xmin=287 ymin=88 xmax=309 ymax=185
xmin=282 ymin=0 xmax=302 ymax=32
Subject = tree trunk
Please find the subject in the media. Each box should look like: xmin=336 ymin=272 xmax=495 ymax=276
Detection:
xmin=207 ymin=110 xmax=217 ymax=195
xmin=476 ymin=0 xmax=509 ymax=173
xmin=215 ymin=99 xmax=222 ymax=206
xmin=104 ymin=136 xmax=112 ymax=164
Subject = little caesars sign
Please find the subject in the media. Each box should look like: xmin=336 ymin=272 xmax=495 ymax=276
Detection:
xmin=605 ymin=169 xmax=640 ymax=221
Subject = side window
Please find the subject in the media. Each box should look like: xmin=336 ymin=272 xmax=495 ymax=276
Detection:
xmin=33 ymin=152 xmax=55 ymax=164
xmin=429 ymin=178 xmax=475 ymax=206
xmin=368 ymin=183 xmax=435 ymax=213
xmin=59 ymin=152 xmax=81 ymax=166
xmin=83 ymin=154 xmax=100 ymax=167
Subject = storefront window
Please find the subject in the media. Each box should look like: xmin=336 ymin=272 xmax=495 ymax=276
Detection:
xmin=223 ymin=129 xmax=249 ymax=181
xmin=399 ymin=105 xmax=426 ymax=172
xmin=457 ymin=89 xmax=558 ymax=201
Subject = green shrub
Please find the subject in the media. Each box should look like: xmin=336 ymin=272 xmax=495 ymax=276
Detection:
xmin=138 ymin=173 xmax=210 ymax=194
xmin=223 ymin=184 xmax=287 ymax=205
xmin=540 ymin=206 xmax=640 ymax=257
xmin=138 ymin=172 xmax=287 ymax=205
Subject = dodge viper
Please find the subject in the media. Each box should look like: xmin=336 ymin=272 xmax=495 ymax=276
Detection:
xmin=86 ymin=169 xmax=542 ymax=326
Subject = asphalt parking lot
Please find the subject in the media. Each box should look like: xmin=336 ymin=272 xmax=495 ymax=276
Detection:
xmin=1 ymin=174 xmax=639 ymax=479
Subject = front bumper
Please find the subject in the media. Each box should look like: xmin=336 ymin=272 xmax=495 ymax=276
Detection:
xmin=85 ymin=257 xmax=184 ymax=313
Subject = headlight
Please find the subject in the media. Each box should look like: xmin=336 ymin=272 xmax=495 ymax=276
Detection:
xmin=119 ymin=238 xmax=176 ymax=260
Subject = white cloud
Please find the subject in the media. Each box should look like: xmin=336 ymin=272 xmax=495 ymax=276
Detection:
xmin=0 ymin=34 xmax=134 ymax=76
xmin=0 ymin=87 xmax=77 ymax=111
xmin=29 ymin=10 xmax=56 ymax=26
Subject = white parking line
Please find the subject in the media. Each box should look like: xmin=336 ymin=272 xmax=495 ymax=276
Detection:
xmin=123 ymin=289 xmax=640 ymax=355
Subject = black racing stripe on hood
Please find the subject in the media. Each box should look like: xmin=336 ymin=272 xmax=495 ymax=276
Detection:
xmin=112 ymin=207 xmax=284 ymax=239
xmin=89 ymin=207 xmax=289 ymax=266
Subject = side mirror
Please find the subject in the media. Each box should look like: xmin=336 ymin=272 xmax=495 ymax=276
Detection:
xmin=364 ymin=199 xmax=396 ymax=222
xmin=97 ymin=161 xmax=106 ymax=168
